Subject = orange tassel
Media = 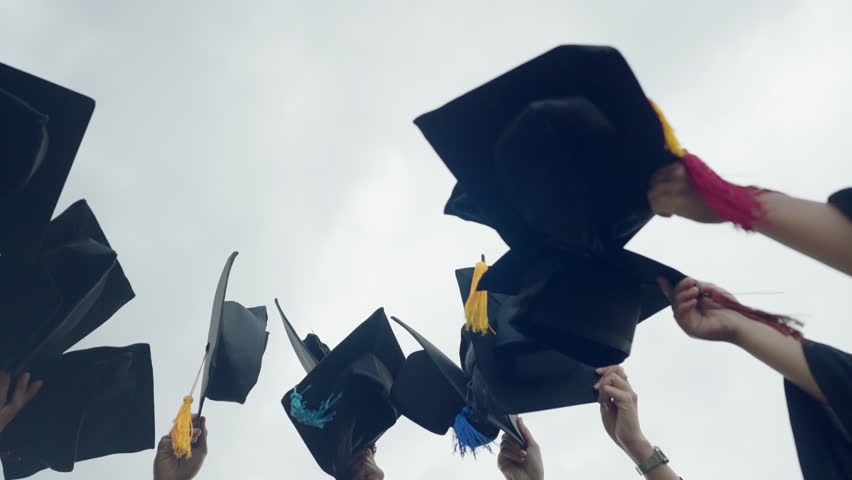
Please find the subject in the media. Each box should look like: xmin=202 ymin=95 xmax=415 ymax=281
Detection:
xmin=170 ymin=396 xmax=194 ymax=458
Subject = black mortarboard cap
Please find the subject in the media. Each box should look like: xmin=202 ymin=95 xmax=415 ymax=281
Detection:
xmin=0 ymin=63 xmax=95 ymax=257
xmin=0 ymin=343 xmax=155 ymax=480
xmin=198 ymin=252 xmax=269 ymax=412
xmin=454 ymin=267 xmax=599 ymax=415
xmin=415 ymin=45 xmax=676 ymax=251
xmin=279 ymin=307 xmax=405 ymax=478
xmin=477 ymin=249 xmax=685 ymax=367
xmin=0 ymin=200 xmax=135 ymax=374
xmin=389 ymin=317 xmax=527 ymax=451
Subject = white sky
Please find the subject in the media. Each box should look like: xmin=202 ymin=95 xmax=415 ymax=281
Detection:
xmin=2 ymin=1 xmax=851 ymax=479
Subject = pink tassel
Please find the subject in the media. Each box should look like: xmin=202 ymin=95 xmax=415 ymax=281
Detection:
xmin=680 ymin=153 xmax=771 ymax=231
xmin=703 ymin=290 xmax=804 ymax=340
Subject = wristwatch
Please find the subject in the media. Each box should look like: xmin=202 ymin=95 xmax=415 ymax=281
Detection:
xmin=635 ymin=446 xmax=669 ymax=475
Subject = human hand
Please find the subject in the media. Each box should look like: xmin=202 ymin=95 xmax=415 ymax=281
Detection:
xmin=497 ymin=417 xmax=543 ymax=480
xmin=594 ymin=365 xmax=649 ymax=458
xmin=0 ymin=372 xmax=43 ymax=433
xmin=648 ymin=163 xmax=723 ymax=223
xmin=349 ymin=446 xmax=383 ymax=480
xmin=153 ymin=415 xmax=208 ymax=480
xmin=658 ymin=276 xmax=748 ymax=343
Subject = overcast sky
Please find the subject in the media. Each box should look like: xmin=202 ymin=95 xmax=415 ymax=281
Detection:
xmin=3 ymin=1 xmax=852 ymax=479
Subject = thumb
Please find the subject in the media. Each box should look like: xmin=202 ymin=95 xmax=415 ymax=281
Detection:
xmin=517 ymin=417 xmax=538 ymax=448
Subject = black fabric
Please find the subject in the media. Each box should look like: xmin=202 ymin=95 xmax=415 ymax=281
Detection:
xmin=0 ymin=87 xmax=48 ymax=197
xmin=205 ymin=302 xmax=269 ymax=404
xmin=282 ymin=308 xmax=405 ymax=478
xmin=0 ymin=344 xmax=155 ymax=480
xmin=199 ymin=253 xmax=268 ymax=412
xmin=0 ymin=63 xmax=95 ymax=258
xmin=786 ymin=340 xmax=852 ymax=479
xmin=828 ymin=188 xmax=852 ymax=221
xmin=475 ymin=249 xmax=683 ymax=367
xmin=0 ymin=200 xmax=135 ymax=373
xmin=456 ymin=267 xmax=600 ymax=414
xmin=390 ymin=317 xmax=526 ymax=449
xmin=415 ymin=45 xmax=676 ymax=252
xmin=390 ymin=350 xmax=464 ymax=435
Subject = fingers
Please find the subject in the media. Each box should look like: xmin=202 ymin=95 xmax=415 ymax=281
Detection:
xmin=649 ymin=163 xmax=683 ymax=186
xmin=594 ymin=370 xmax=633 ymax=411
xmin=516 ymin=416 xmax=538 ymax=448
xmin=602 ymin=385 xmax=638 ymax=410
xmin=194 ymin=416 xmax=208 ymax=453
xmin=656 ymin=276 xmax=673 ymax=300
xmin=10 ymin=373 xmax=41 ymax=408
xmin=595 ymin=365 xmax=627 ymax=381
xmin=0 ymin=372 xmax=9 ymax=404
xmin=498 ymin=440 xmax=527 ymax=463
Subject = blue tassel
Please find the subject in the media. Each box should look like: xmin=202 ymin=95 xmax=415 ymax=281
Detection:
xmin=289 ymin=385 xmax=342 ymax=429
xmin=452 ymin=407 xmax=494 ymax=458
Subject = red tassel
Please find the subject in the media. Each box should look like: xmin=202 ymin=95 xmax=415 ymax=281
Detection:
xmin=702 ymin=290 xmax=804 ymax=340
xmin=680 ymin=153 xmax=771 ymax=231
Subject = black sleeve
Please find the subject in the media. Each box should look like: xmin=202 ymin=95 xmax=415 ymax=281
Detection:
xmin=828 ymin=188 xmax=852 ymax=220
xmin=785 ymin=340 xmax=852 ymax=479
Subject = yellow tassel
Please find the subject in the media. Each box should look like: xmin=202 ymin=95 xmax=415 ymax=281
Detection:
xmin=170 ymin=396 xmax=194 ymax=458
xmin=648 ymin=99 xmax=686 ymax=157
xmin=464 ymin=261 xmax=493 ymax=335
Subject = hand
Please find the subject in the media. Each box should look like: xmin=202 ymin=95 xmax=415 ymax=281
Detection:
xmin=648 ymin=163 xmax=723 ymax=223
xmin=348 ymin=446 xmax=383 ymax=480
xmin=594 ymin=365 xmax=648 ymax=457
xmin=658 ymin=276 xmax=748 ymax=343
xmin=0 ymin=372 xmax=43 ymax=433
xmin=153 ymin=415 xmax=208 ymax=480
xmin=497 ymin=417 xmax=543 ymax=480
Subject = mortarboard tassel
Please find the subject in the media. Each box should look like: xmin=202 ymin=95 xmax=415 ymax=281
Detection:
xmin=289 ymin=385 xmax=342 ymax=429
xmin=464 ymin=260 xmax=494 ymax=335
xmin=703 ymin=289 xmax=804 ymax=340
xmin=648 ymin=99 xmax=770 ymax=231
xmin=451 ymin=407 xmax=494 ymax=458
xmin=170 ymin=396 xmax=194 ymax=459
xmin=170 ymin=351 xmax=207 ymax=458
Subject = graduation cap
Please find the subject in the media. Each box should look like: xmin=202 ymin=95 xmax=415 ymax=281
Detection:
xmin=416 ymin=45 xmax=769 ymax=250
xmin=0 ymin=199 xmax=135 ymax=374
xmin=464 ymin=249 xmax=684 ymax=367
xmin=453 ymin=266 xmax=600 ymax=414
xmin=0 ymin=63 xmax=95 ymax=257
xmin=169 ymin=252 xmax=269 ymax=458
xmin=389 ymin=316 xmax=526 ymax=457
xmin=0 ymin=343 xmax=155 ymax=480
xmin=829 ymin=188 xmax=852 ymax=220
xmin=277 ymin=304 xmax=404 ymax=479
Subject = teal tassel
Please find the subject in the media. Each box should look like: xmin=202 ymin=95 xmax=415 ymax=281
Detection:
xmin=452 ymin=407 xmax=494 ymax=458
xmin=289 ymin=385 xmax=342 ymax=429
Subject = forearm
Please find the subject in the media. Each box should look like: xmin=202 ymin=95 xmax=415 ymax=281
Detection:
xmin=731 ymin=318 xmax=825 ymax=403
xmin=755 ymin=192 xmax=852 ymax=276
xmin=623 ymin=439 xmax=680 ymax=480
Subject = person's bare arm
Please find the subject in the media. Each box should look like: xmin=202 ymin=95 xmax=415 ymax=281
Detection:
xmin=648 ymin=163 xmax=852 ymax=276
xmin=753 ymin=192 xmax=852 ymax=276
xmin=659 ymin=277 xmax=825 ymax=403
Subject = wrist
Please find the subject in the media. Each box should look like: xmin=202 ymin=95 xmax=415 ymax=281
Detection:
xmin=621 ymin=436 xmax=654 ymax=463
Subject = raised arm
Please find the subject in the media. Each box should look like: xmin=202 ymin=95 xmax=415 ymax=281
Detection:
xmin=648 ymin=163 xmax=852 ymax=276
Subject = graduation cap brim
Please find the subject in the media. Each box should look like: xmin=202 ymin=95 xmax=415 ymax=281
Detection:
xmin=0 ymin=344 xmax=154 ymax=480
xmin=415 ymin=45 xmax=671 ymax=250
xmin=389 ymin=316 xmax=526 ymax=448
xmin=282 ymin=308 xmax=405 ymax=477
xmin=476 ymin=249 xmax=684 ymax=366
xmin=0 ymin=200 xmax=135 ymax=373
xmin=456 ymin=268 xmax=600 ymax=414
xmin=276 ymin=298 xmax=320 ymax=373
xmin=198 ymin=251 xmax=237 ymax=413
xmin=829 ymin=188 xmax=852 ymax=220
xmin=0 ymin=63 xmax=95 ymax=257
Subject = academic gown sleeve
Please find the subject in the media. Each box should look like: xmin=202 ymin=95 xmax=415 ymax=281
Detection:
xmin=828 ymin=187 xmax=852 ymax=220
xmin=785 ymin=340 xmax=852 ymax=479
